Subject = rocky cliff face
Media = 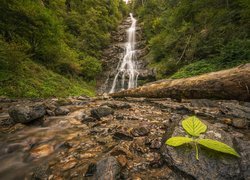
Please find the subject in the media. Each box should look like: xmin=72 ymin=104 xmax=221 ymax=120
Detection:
xmin=96 ymin=15 xmax=156 ymax=94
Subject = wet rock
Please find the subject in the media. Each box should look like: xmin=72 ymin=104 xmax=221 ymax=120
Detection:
xmin=6 ymin=143 xmax=28 ymax=153
xmin=146 ymin=153 xmax=164 ymax=168
xmin=190 ymin=99 xmax=218 ymax=107
xmin=74 ymin=111 xmax=87 ymax=121
xmin=213 ymin=123 xmax=229 ymax=131
xmin=60 ymin=141 xmax=72 ymax=149
xmin=127 ymin=116 xmax=139 ymax=120
xmin=115 ymin=114 xmax=124 ymax=120
xmin=219 ymin=101 xmax=250 ymax=120
xmin=62 ymin=159 xmax=77 ymax=171
xmin=8 ymin=105 xmax=46 ymax=123
xmin=82 ymin=116 xmax=97 ymax=123
xmin=85 ymin=163 xmax=97 ymax=177
xmin=233 ymin=138 xmax=250 ymax=179
xmin=46 ymin=110 xmax=55 ymax=116
xmin=131 ymin=127 xmax=149 ymax=137
xmin=161 ymin=121 xmax=245 ymax=179
xmin=110 ymin=143 xmax=133 ymax=159
xmin=0 ymin=117 xmax=15 ymax=126
xmin=80 ymin=153 xmax=96 ymax=159
xmin=113 ymin=130 xmax=133 ymax=141
xmin=56 ymin=98 xmax=72 ymax=106
xmin=31 ymin=165 xmax=49 ymax=180
xmin=30 ymin=144 xmax=54 ymax=158
xmin=232 ymin=118 xmax=247 ymax=129
xmin=103 ymin=102 xmax=131 ymax=109
xmin=8 ymin=123 xmax=26 ymax=133
xmin=130 ymin=137 xmax=148 ymax=154
xmin=96 ymin=136 xmax=113 ymax=145
xmin=96 ymin=157 xmax=121 ymax=180
xmin=150 ymin=138 xmax=162 ymax=149
xmin=44 ymin=102 xmax=57 ymax=111
xmin=145 ymin=137 xmax=152 ymax=146
xmin=77 ymin=95 xmax=90 ymax=101
xmin=91 ymin=106 xmax=114 ymax=119
xmin=222 ymin=118 xmax=233 ymax=125
xmin=54 ymin=107 xmax=70 ymax=116
xmin=117 ymin=155 xmax=127 ymax=167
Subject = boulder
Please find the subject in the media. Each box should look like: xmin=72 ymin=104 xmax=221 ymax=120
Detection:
xmin=54 ymin=107 xmax=70 ymax=116
xmin=91 ymin=106 xmax=114 ymax=119
xmin=161 ymin=120 xmax=249 ymax=179
xmin=8 ymin=105 xmax=46 ymax=123
xmin=95 ymin=157 xmax=121 ymax=180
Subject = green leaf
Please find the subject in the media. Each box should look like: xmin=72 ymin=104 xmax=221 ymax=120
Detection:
xmin=182 ymin=116 xmax=207 ymax=137
xmin=166 ymin=137 xmax=193 ymax=147
xmin=197 ymin=139 xmax=240 ymax=157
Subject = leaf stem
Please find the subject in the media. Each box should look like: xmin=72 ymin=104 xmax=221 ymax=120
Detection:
xmin=195 ymin=141 xmax=199 ymax=160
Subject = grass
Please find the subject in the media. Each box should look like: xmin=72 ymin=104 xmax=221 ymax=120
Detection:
xmin=0 ymin=59 xmax=95 ymax=98
xmin=171 ymin=58 xmax=250 ymax=79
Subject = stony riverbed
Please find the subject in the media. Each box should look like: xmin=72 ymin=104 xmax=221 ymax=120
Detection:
xmin=0 ymin=96 xmax=249 ymax=179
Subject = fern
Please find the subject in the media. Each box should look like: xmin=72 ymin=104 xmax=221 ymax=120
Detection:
xmin=165 ymin=116 xmax=240 ymax=160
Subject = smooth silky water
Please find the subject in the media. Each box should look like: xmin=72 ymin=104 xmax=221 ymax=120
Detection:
xmin=109 ymin=13 xmax=139 ymax=93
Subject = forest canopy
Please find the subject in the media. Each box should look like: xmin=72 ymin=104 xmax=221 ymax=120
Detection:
xmin=131 ymin=0 xmax=250 ymax=79
xmin=0 ymin=0 xmax=128 ymax=97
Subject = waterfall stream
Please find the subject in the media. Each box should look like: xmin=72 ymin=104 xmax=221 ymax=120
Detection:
xmin=109 ymin=13 xmax=139 ymax=93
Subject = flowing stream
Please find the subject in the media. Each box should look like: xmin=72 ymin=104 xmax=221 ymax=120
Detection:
xmin=109 ymin=13 xmax=139 ymax=93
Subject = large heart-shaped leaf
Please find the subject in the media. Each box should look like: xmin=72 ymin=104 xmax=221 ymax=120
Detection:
xmin=166 ymin=137 xmax=193 ymax=147
xmin=198 ymin=139 xmax=240 ymax=157
xmin=182 ymin=116 xmax=207 ymax=137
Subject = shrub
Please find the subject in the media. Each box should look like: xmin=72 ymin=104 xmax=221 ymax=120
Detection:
xmin=80 ymin=56 xmax=102 ymax=81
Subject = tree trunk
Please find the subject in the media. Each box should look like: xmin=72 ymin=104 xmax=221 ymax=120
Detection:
xmin=111 ymin=64 xmax=250 ymax=101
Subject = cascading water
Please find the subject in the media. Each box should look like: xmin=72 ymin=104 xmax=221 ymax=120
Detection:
xmin=109 ymin=13 xmax=139 ymax=93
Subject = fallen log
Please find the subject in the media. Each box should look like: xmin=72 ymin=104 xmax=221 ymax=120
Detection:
xmin=111 ymin=64 xmax=250 ymax=101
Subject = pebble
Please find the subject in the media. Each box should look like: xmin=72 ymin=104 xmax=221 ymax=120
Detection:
xmin=117 ymin=155 xmax=127 ymax=167
xmin=131 ymin=127 xmax=149 ymax=137
xmin=232 ymin=118 xmax=247 ymax=129
xmin=113 ymin=130 xmax=134 ymax=141
xmin=150 ymin=138 xmax=162 ymax=149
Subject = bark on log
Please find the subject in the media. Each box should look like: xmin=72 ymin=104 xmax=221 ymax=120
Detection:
xmin=111 ymin=64 xmax=250 ymax=101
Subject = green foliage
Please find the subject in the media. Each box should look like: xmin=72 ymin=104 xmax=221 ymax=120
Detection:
xmin=165 ymin=116 xmax=240 ymax=160
xmin=182 ymin=116 xmax=207 ymax=137
xmin=133 ymin=0 xmax=250 ymax=79
xmin=198 ymin=139 xmax=240 ymax=157
xmin=80 ymin=56 xmax=102 ymax=81
xmin=171 ymin=59 xmax=220 ymax=79
xmin=166 ymin=137 xmax=192 ymax=147
xmin=0 ymin=0 xmax=128 ymax=97
xmin=0 ymin=59 xmax=94 ymax=98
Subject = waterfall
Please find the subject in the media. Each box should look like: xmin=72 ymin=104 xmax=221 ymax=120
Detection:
xmin=109 ymin=13 xmax=139 ymax=93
